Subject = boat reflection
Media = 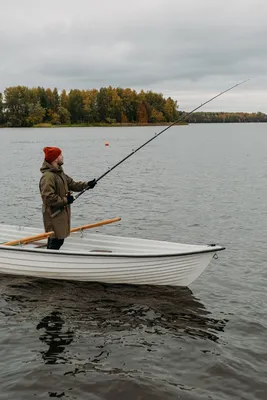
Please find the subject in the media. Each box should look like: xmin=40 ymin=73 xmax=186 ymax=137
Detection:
xmin=69 ymin=283 xmax=227 ymax=342
xmin=2 ymin=275 xmax=227 ymax=346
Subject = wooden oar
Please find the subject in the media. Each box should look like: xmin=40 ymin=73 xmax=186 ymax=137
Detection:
xmin=3 ymin=217 xmax=121 ymax=246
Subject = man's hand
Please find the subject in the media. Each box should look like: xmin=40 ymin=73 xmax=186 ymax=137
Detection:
xmin=87 ymin=179 xmax=97 ymax=189
xmin=67 ymin=192 xmax=74 ymax=204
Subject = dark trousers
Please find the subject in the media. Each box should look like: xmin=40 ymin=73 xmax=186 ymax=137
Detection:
xmin=47 ymin=237 xmax=64 ymax=250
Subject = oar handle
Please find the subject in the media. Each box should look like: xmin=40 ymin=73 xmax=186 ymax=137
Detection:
xmin=3 ymin=217 xmax=121 ymax=246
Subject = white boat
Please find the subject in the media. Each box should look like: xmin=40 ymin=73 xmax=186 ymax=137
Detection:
xmin=0 ymin=224 xmax=225 ymax=287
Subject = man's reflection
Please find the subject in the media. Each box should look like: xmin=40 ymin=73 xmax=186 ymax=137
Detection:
xmin=36 ymin=311 xmax=74 ymax=364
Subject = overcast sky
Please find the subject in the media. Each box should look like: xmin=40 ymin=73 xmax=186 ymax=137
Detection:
xmin=0 ymin=0 xmax=266 ymax=112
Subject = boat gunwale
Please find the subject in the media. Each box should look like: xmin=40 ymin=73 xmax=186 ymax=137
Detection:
xmin=0 ymin=244 xmax=226 ymax=258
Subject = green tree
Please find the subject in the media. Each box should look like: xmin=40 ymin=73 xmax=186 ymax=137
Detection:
xmin=145 ymin=91 xmax=165 ymax=114
xmin=45 ymin=88 xmax=54 ymax=120
xmin=87 ymin=89 xmax=99 ymax=122
xmin=95 ymin=86 xmax=122 ymax=122
xmin=96 ymin=87 xmax=109 ymax=122
xmin=52 ymin=88 xmax=60 ymax=112
xmin=37 ymin=87 xmax=49 ymax=110
xmin=26 ymin=102 xmax=46 ymax=126
xmin=68 ymin=89 xmax=84 ymax=123
xmin=58 ymin=106 xmax=71 ymax=124
xmin=4 ymin=86 xmax=31 ymax=126
xmin=50 ymin=112 xmax=60 ymax=125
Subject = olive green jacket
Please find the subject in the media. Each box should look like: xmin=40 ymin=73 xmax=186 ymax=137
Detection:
xmin=39 ymin=161 xmax=88 ymax=239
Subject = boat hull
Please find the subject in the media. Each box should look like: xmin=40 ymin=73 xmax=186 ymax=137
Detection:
xmin=0 ymin=224 xmax=224 ymax=286
xmin=0 ymin=247 xmax=216 ymax=286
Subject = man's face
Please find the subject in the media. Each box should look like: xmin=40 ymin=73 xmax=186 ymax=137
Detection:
xmin=56 ymin=153 xmax=64 ymax=165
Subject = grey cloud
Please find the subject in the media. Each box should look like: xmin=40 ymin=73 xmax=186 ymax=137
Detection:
xmin=0 ymin=0 xmax=266 ymax=111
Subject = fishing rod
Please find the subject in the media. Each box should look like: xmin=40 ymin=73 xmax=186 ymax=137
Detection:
xmin=52 ymin=79 xmax=249 ymax=218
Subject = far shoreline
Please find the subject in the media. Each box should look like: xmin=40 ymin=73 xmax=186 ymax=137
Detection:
xmin=0 ymin=122 xmax=188 ymax=128
xmin=1 ymin=121 xmax=266 ymax=128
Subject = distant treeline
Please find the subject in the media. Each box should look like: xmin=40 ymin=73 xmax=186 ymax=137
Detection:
xmin=186 ymin=111 xmax=267 ymax=123
xmin=0 ymin=86 xmax=265 ymax=127
xmin=0 ymin=86 xmax=179 ymax=127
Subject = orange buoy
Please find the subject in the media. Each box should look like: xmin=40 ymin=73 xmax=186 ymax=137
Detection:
xmin=105 ymin=142 xmax=109 ymax=146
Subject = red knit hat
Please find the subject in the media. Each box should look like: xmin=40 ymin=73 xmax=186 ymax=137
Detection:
xmin=43 ymin=147 xmax=62 ymax=163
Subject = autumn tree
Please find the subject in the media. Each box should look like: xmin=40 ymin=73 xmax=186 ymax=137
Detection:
xmin=81 ymin=89 xmax=99 ymax=122
xmin=107 ymin=86 xmax=123 ymax=122
xmin=150 ymin=108 xmax=165 ymax=123
xmin=164 ymin=97 xmax=178 ymax=122
xmin=60 ymin=89 xmax=69 ymax=109
xmin=137 ymin=91 xmax=151 ymax=122
xmin=117 ymin=87 xmax=138 ymax=122
xmin=137 ymin=102 xmax=149 ymax=123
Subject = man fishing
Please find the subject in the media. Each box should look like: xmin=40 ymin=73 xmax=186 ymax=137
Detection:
xmin=39 ymin=146 xmax=96 ymax=250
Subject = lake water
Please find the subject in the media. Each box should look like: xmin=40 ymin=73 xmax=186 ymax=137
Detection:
xmin=0 ymin=123 xmax=266 ymax=399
